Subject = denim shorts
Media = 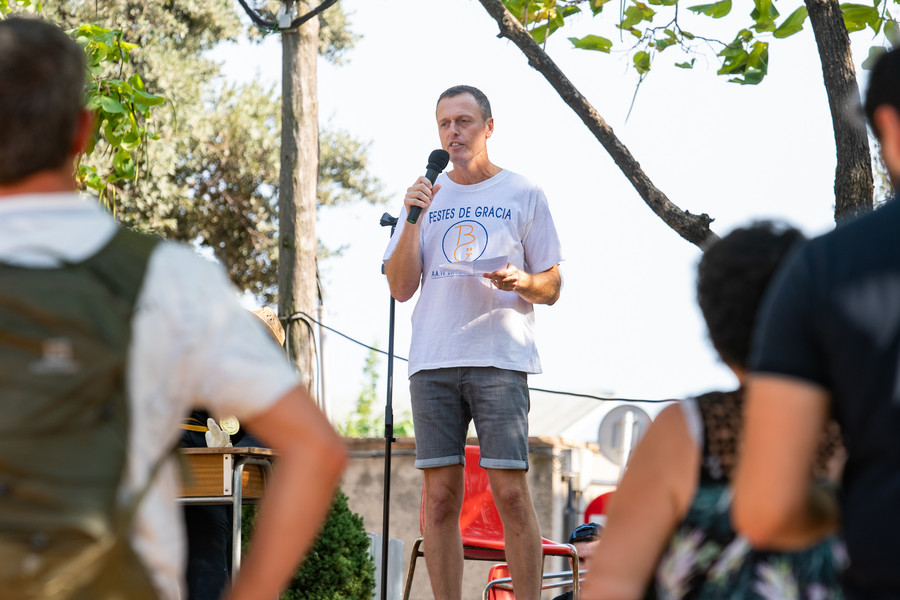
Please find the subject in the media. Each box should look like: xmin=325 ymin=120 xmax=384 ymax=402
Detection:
xmin=409 ymin=367 xmax=530 ymax=470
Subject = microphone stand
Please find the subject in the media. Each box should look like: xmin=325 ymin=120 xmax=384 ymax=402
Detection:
xmin=378 ymin=212 xmax=398 ymax=600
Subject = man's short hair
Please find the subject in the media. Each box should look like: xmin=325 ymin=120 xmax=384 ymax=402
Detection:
xmin=0 ymin=17 xmax=86 ymax=184
xmin=864 ymin=47 xmax=900 ymax=139
xmin=696 ymin=221 xmax=805 ymax=369
xmin=568 ymin=522 xmax=602 ymax=545
xmin=437 ymin=85 xmax=492 ymax=122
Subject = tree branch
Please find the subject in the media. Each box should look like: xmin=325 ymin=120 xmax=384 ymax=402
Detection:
xmin=477 ymin=0 xmax=718 ymax=248
xmin=805 ymin=0 xmax=873 ymax=222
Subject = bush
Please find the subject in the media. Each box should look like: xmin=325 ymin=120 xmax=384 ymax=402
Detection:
xmin=242 ymin=488 xmax=375 ymax=600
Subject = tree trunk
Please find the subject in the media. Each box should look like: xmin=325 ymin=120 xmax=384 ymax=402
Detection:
xmin=477 ymin=0 xmax=718 ymax=249
xmin=805 ymin=0 xmax=874 ymax=222
xmin=279 ymin=5 xmax=320 ymax=401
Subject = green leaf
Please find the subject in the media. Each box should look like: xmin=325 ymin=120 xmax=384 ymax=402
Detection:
xmin=103 ymin=119 xmax=123 ymax=147
xmin=568 ymin=34 xmax=613 ymax=52
xmin=687 ymin=0 xmax=732 ymax=18
xmin=529 ymin=6 xmax=573 ymax=45
xmin=717 ymin=30 xmax=768 ymax=83
xmin=120 ymin=131 xmax=142 ymax=152
xmin=619 ymin=1 xmax=656 ymax=29
xmin=886 ymin=19 xmax=900 ymax=44
xmin=862 ymin=45 xmax=888 ymax=70
xmin=113 ymin=148 xmax=135 ymax=179
xmin=530 ymin=24 xmax=551 ymax=44
xmin=675 ymin=59 xmax=696 ymax=68
xmin=734 ymin=67 xmax=765 ymax=85
xmin=99 ymin=95 xmax=125 ymax=114
xmin=129 ymin=73 xmax=145 ymax=91
xmin=590 ymin=0 xmax=614 ymax=15
xmin=633 ymin=50 xmax=651 ymax=74
xmin=841 ymin=3 xmax=882 ymax=33
xmin=131 ymin=89 xmax=165 ymax=107
xmin=750 ymin=0 xmax=780 ymax=32
xmin=655 ymin=29 xmax=679 ymax=50
xmin=773 ymin=6 xmax=808 ymax=38
xmin=748 ymin=40 xmax=769 ymax=70
xmin=84 ymin=171 xmax=105 ymax=192
xmin=86 ymin=95 xmax=103 ymax=110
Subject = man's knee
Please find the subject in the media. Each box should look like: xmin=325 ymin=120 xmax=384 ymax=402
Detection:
xmin=426 ymin=491 xmax=463 ymax=527
xmin=489 ymin=472 xmax=534 ymax=518
xmin=424 ymin=468 xmax=464 ymax=526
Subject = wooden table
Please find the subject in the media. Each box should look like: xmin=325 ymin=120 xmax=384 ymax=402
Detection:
xmin=179 ymin=447 xmax=276 ymax=573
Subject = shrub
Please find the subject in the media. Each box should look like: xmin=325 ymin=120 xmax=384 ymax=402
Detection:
xmin=242 ymin=488 xmax=375 ymax=599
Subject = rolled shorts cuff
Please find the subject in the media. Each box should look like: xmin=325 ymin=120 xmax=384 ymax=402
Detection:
xmin=415 ymin=455 xmax=465 ymax=470
xmin=479 ymin=457 xmax=528 ymax=470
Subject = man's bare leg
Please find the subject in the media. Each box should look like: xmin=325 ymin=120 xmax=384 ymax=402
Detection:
xmin=423 ymin=465 xmax=465 ymax=600
xmin=488 ymin=468 xmax=542 ymax=600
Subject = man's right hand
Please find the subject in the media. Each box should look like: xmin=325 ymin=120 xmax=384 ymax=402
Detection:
xmin=385 ymin=177 xmax=438 ymax=302
xmin=224 ymin=385 xmax=346 ymax=600
xmin=404 ymin=176 xmax=441 ymax=221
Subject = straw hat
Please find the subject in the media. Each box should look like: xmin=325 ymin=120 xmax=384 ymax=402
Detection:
xmin=252 ymin=306 xmax=286 ymax=346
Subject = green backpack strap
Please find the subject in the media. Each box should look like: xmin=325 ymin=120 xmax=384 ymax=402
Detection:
xmin=74 ymin=441 xmax=180 ymax=600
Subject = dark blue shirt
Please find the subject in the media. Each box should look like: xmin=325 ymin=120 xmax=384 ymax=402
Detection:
xmin=751 ymin=197 xmax=900 ymax=599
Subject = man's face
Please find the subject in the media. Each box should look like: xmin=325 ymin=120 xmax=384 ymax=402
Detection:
xmin=572 ymin=539 xmax=600 ymax=570
xmin=436 ymin=93 xmax=493 ymax=167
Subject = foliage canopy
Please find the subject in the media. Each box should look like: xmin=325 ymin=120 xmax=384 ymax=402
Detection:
xmin=502 ymin=0 xmax=900 ymax=85
xmin=7 ymin=0 xmax=385 ymax=303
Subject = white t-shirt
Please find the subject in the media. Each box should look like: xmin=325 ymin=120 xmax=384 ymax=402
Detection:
xmin=383 ymin=170 xmax=563 ymax=376
xmin=0 ymin=193 xmax=299 ymax=600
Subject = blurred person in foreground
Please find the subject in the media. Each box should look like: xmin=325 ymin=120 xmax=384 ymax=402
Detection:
xmin=582 ymin=222 xmax=845 ymax=599
xmin=734 ymin=46 xmax=900 ymax=600
xmin=179 ymin=308 xmax=283 ymax=600
xmin=551 ymin=522 xmax=602 ymax=600
xmin=0 ymin=16 xmax=345 ymax=600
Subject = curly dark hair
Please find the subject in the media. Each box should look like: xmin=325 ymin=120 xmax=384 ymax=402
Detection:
xmin=696 ymin=221 xmax=805 ymax=369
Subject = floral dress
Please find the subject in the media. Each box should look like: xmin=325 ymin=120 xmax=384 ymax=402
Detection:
xmin=652 ymin=389 xmax=846 ymax=599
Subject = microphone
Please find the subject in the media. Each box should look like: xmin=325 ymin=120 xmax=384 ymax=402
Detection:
xmin=407 ymin=149 xmax=450 ymax=224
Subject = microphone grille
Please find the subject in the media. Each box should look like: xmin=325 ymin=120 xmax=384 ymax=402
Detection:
xmin=427 ymin=149 xmax=450 ymax=171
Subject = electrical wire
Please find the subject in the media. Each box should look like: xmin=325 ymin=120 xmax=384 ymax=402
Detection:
xmin=283 ymin=311 xmax=324 ymax=411
xmin=287 ymin=310 xmax=674 ymax=405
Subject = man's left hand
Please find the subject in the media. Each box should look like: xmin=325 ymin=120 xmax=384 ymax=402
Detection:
xmin=484 ymin=264 xmax=521 ymax=291
xmin=484 ymin=264 xmax=561 ymax=306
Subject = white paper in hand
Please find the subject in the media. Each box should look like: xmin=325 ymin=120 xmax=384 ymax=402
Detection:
xmin=437 ymin=255 xmax=508 ymax=276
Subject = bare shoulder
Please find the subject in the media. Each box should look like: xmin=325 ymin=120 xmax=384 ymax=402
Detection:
xmin=624 ymin=403 xmax=700 ymax=514
xmin=583 ymin=403 xmax=700 ymax=598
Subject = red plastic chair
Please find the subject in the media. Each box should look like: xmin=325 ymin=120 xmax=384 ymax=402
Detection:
xmin=401 ymin=445 xmax=579 ymax=599
xmin=485 ymin=563 xmax=516 ymax=600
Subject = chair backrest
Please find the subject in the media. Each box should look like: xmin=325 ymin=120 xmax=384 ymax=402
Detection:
xmin=418 ymin=445 xmax=575 ymax=560
xmin=418 ymin=445 xmax=505 ymax=548
xmin=460 ymin=445 xmax=505 ymax=545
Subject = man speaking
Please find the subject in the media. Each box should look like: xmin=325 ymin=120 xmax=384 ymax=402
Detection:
xmin=383 ymin=85 xmax=563 ymax=600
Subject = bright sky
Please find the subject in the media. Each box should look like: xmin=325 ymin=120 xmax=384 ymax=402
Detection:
xmin=213 ymin=0 xmax=875 ymax=438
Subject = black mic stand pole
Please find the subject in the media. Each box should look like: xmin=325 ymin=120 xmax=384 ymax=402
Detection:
xmin=378 ymin=212 xmax=398 ymax=600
